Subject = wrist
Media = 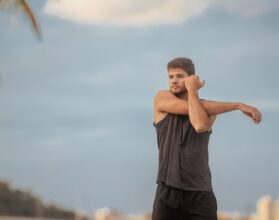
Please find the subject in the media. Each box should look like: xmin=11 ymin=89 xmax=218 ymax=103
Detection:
xmin=187 ymin=88 xmax=198 ymax=94
xmin=236 ymin=102 xmax=243 ymax=110
xmin=187 ymin=89 xmax=199 ymax=99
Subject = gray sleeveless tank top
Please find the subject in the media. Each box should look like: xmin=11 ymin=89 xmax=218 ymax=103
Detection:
xmin=153 ymin=113 xmax=213 ymax=191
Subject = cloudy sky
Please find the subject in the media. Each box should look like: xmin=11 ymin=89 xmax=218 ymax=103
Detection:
xmin=0 ymin=0 xmax=279 ymax=216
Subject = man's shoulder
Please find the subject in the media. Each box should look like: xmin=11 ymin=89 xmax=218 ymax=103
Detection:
xmin=154 ymin=90 xmax=172 ymax=100
xmin=155 ymin=89 xmax=170 ymax=96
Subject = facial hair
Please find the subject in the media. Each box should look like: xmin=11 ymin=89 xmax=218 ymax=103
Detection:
xmin=172 ymin=89 xmax=187 ymax=99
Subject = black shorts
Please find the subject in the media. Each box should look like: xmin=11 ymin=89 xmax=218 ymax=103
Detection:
xmin=152 ymin=183 xmax=218 ymax=220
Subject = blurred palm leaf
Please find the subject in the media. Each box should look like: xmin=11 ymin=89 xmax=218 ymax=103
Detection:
xmin=0 ymin=0 xmax=42 ymax=40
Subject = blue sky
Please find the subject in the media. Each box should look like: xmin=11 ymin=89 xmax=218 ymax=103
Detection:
xmin=0 ymin=0 xmax=279 ymax=216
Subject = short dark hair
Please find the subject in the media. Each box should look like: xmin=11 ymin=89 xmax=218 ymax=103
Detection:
xmin=167 ymin=57 xmax=195 ymax=75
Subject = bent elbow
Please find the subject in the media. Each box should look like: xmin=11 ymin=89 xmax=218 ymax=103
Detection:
xmin=194 ymin=127 xmax=207 ymax=133
xmin=193 ymin=124 xmax=211 ymax=133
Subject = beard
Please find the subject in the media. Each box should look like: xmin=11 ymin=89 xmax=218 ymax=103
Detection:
xmin=171 ymin=88 xmax=187 ymax=98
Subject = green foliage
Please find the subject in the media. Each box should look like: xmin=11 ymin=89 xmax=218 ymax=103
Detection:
xmin=0 ymin=181 xmax=80 ymax=219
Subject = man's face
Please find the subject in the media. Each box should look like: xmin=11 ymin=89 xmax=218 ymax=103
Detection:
xmin=168 ymin=67 xmax=189 ymax=95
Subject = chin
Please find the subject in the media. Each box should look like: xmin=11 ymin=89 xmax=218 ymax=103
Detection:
xmin=171 ymin=89 xmax=185 ymax=97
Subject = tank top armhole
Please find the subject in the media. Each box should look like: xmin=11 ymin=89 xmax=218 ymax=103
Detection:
xmin=153 ymin=113 xmax=170 ymax=128
xmin=200 ymin=98 xmax=214 ymax=134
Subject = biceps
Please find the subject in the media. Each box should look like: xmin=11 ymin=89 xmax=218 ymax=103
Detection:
xmin=157 ymin=99 xmax=189 ymax=115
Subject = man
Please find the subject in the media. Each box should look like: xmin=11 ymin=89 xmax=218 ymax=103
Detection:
xmin=152 ymin=57 xmax=261 ymax=220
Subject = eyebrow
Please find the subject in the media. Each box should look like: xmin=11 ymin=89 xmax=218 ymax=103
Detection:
xmin=168 ymin=73 xmax=185 ymax=77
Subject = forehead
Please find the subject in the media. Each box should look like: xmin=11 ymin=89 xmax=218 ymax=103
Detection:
xmin=168 ymin=67 xmax=188 ymax=76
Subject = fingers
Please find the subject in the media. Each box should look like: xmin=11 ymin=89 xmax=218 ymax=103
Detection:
xmin=241 ymin=106 xmax=262 ymax=124
xmin=185 ymin=75 xmax=205 ymax=90
xmin=191 ymin=75 xmax=205 ymax=86
xmin=252 ymin=108 xmax=262 ymax=124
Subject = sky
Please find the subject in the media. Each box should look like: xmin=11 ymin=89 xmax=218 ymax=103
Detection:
xmin=0 ymin=0 xmax=279 ymax=216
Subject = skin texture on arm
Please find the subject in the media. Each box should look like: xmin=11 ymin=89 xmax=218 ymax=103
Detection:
xmin=154 ymin=67 xmax=261 ymax=132
xmin=154 ymin=90 xmax=261 ymax=124
xmin=185 ymin=75 xmax=214 ymax=133
xmin=154 ymin=90 xmax=189 ymax=115
xmin=187 ymin=89 xmax=213 ymax=133
xmin=155 ymin=90 xmax=238 ymax=116
xmin=154 ymin=88 xmax=216 ymax=133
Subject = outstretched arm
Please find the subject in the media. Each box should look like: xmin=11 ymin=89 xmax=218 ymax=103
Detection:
xmin=154 ymin=90 xmax=262 ymax=124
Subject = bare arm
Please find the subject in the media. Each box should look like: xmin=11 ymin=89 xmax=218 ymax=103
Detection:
xmin=185 ymin=75 xmax=215 ymax=133
xmin=156 ymin=90 xmax=244 ymax=115
xmin=154 ymin=90 xmax=261 ymax=124
xmin=187 ymin=89 xmax=213 ymax=133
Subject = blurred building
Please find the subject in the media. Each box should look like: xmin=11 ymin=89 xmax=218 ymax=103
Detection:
xmin=272 ymin=199 xmax=279 ymax=220
xmin=218 ymin=211 xmax=249 ymax=220
xmin=94 ymin=207 xmax=125 ymax=220
xmin=256 ymin=195 xmax=273 ymax=220
xmin=94 ymin=208 xmax=150 ymax=220
xmin=253 ymin=195 xmax=279 ymax=220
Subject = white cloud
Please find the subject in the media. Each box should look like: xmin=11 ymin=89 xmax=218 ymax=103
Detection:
xmin=43 ymin=0 xmax=211 ymax=26
xmin=43 ymin=0 xmax=279 ymax=26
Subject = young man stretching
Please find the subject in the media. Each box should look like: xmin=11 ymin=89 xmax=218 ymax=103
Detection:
xmin=152 ymin=57 xmax=261 ymax=220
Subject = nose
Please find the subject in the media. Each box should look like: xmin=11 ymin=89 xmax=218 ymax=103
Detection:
xmin=171 ymin=77 xmax=178 ymax=84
